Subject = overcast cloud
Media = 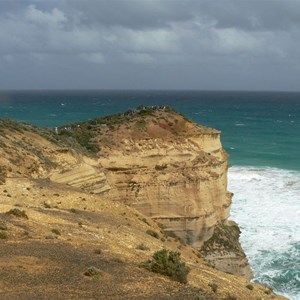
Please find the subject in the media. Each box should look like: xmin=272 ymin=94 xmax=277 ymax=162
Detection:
xmin=1 ymin=0 xmax=300 ymax=90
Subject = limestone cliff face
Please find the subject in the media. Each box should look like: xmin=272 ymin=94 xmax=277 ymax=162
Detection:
xmin=100 ymin=131 xmax=231 ymax=248
xmin=91 ymin=110 xmax=229 ymax=246
xmin=85 ymin=107 xmax=252 ymax=278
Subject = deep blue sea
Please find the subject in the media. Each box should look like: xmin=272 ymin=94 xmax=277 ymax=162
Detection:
xmin=0 ymin=90 xmax=299 ymax=299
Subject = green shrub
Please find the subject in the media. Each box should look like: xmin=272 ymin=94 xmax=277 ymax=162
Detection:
xmin=264 ymin=289 xmax=272 ymax=295
xmin=84 ymin=266 xmax=101 ymax=277
xmin=141 ymin=217 xmax=150 ymax=226
xmin=6 ymin=208 xmax=28 ymax=219
xmin=208 ymin=282 xmax=218 ymax=293
xmin=51 ymin=228 xmax=61 ymax=235
xmin=246 ymin=284 xmax=254 ymax=290
xmin=146 ymin=229 xmax=159 ymax=239
xmin=225 ymin=294 xmax=237 ymax=300
xmin=45 ymin=235 xmax=56 ymax=240
xmin=0 ymin=230 xmax=7 ymax=239
xmin=0 ymin=222 xmax=7 ymax=230
xmin=140 ymin=249 xmax=190 ymax=283
xmin=136 ymin=243 xmax=150 ymax=251
xmin=94 ymin=248 xmax=102 ymax=254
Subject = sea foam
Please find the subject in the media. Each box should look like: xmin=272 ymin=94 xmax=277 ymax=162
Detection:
xmin=229 ymin=166 xmax=300 ymax=299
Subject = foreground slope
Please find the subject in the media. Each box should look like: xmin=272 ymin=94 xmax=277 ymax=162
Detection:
xmin=0 ymin=178 xmax=285 ymax=300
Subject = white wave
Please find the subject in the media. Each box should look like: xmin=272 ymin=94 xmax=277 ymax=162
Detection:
xmin=228 ymin=166 xmax=300 ymax=299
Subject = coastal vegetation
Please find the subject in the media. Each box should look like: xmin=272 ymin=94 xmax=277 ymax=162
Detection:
xmin=146 ymin=229 xmax=160 ymax=239
xmin=0 ymin=230 xmax=7 ymax=239
xmin=140 ymin=249 xmax=190 ymax=284
xmin=201 ymin=222 xmax=241 ymax=253
xmin=6 ymin=208 xmax=28 ymax=219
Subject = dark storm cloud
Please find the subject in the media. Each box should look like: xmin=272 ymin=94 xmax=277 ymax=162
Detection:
xmin=1 ymin=0 xmax=300 ymax=90
xmin=199 ymin=0 xmax=300 ymax=31
xmin=64 ymin=0 xmax=193 ymax=29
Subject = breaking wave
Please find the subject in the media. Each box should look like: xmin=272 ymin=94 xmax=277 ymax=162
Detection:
xmin=229 ymin=166 xmax=300 ymax=300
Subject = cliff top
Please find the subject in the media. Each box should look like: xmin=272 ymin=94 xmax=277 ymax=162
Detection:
xmin=59 ymin=105 xmax=219 ymax=135
xmin=56 ymin=106 xmax=220 ymax=152
xmin=0 ymin=106 xmax=221 ymax=178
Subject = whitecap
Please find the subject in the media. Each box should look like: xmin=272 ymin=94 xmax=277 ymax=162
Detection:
xmin=229 ymin=166 xmax=300 ymax=299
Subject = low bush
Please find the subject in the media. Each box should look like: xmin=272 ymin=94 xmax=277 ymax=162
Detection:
xmin=146 ymin=229 xmax=159 ymax=239
xmin=136 ymin=243 xmax=150 ymax=251
xmin=141 ymin=217 xmax=150 ymax=226
xmin=208 ymin=282 xmax=218 ymax=293
xmin=0 ymin=222 xmax=7 ymax=230
xmin=94 ymin=248 xmax=102 ymax=254
xmin=264 ymin=288 xmax=272 ymax=295
xmin=51 ymin=228 xmax=61 ymax=235
xmin=84 ymin=266 xmax=101 ymax=277
xmin=140 ymin=249 xmax=190 ymax=283
xmin=6 ymin=208 xmax=28 ymax=219
xmin=0 ymin=230 xmax=7 ymax=239
xmin=225 ymin=294 xmax=237 ymax=300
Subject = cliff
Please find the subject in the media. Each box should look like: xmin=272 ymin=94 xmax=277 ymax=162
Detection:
xmin=0 ymin=108 xmax=286 ymax=299
xmin=50 ymin=106 xmax=251 ymax=278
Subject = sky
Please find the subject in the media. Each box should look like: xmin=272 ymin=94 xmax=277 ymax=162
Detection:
xmin=1 ymin=0 xmax=300 ymax=91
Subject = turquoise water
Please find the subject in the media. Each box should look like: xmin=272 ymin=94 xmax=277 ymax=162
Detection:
xmin=0 ymin=90 xmax=299 ymax=299
xmin=0 ymin=90 xmax=299 ymax=171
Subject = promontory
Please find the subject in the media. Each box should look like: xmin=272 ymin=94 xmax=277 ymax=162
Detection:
xmin=0 ymin=106 xmax=286 ymax=299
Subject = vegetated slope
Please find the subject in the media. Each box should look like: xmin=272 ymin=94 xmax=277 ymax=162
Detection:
xmin=0 ymin=178 xmax=284 ymax=300
xmin=0 ymin=108 xmax=287 ymax=299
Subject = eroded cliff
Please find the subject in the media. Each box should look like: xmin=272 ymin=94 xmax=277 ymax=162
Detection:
xmin=95 ymin=108 xmax=231 ymax=246
xmin=0 ymin=108 xmax=252 ymax=278
xmin=0 ymin=107 xmax=288 ymax=299
xmin=48 ymin=106 xmax=251 ymax=278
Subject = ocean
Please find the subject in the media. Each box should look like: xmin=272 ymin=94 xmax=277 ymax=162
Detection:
xmin=0 ymin=90 xmax=299 ymax=299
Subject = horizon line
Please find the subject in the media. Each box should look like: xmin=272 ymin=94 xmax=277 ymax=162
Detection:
xmin=1 ymin=88 xmax=300 ymax=93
